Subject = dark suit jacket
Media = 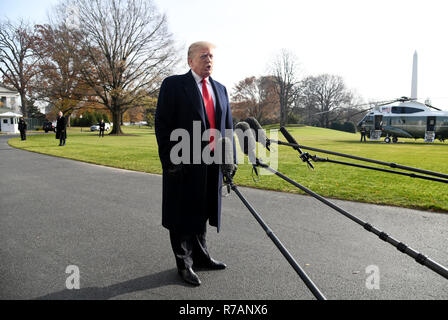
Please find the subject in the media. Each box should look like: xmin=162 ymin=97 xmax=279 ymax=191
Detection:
xmin=155 ymin=70 xmax=235 ymax=233
xmin=56 ymin=116 xmax=67 ymax=139
xmin=18 ymin=120 xmax=27 ymax=132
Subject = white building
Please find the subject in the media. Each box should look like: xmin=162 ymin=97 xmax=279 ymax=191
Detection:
xmin=0 ymin=111 xmax=23 ymax=134
xmin=0 ymin=86 xmax=23 ymax=133
xmin=0 ymin=85 xmax=21 ymax=113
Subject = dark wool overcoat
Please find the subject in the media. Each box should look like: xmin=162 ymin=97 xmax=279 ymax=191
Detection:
xmin=155 ymin=70 xmax=235 ymax=233
xmin=56 ymin=116 xmax=67 ymax=140
xmin=18 ymin=120 xmax=27 ymax=132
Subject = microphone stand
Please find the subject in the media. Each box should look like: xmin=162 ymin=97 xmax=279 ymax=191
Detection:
xmin=222 ymin=173 xmax=327 ymax=300
xmin=274 ymin=139 xmax=448 ymax=184
xmin=275 ymin=127 xmax=448 ymax=181
xmin=252 ymin=159 xmax=448 ymax=280
xmin=310 ymin=155 xmax=448 ymax=184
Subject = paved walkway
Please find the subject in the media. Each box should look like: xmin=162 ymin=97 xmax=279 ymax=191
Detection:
xmin=1 ymin=135 xmax=447 ymax=300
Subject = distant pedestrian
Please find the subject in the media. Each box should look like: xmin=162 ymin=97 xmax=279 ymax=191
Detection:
xmin=56 ymin=111 xmax=67 ymax=146
xmin=99 ymin=119 xmax=105 ymax=138
xmin=360 ymin=126 xmax=367 ymax=142
xmin=18 ymin=118 xmax=27 ymax=141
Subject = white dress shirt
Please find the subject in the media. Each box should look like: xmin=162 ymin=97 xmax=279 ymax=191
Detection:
xmin=191 ymin=70 xmax=216 ymax=111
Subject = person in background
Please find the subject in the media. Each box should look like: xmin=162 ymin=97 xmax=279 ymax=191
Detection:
xmin=18 ymin=117 xmax=27 ymax=141
xmin=99 ymin=119 xmax=105 ymax=138
xmin=360 ymin=126 xmax=367 ymax=142
xmin=56 ymin=111 xmax=67 ymax=146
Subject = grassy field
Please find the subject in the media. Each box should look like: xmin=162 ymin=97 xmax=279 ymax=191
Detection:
xmin=8 ymin=125 xmax=448 ymax=212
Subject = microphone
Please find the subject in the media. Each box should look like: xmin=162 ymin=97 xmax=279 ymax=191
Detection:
xmin=280 ymin=127 xmax=314 ymax=169
xmin=219 ymin=137 xmax=238 ymax=182
xmin=245 ymin=117 xmax=271 ymax=151
xmin=235 ymin=122 xmax=257 ymax=165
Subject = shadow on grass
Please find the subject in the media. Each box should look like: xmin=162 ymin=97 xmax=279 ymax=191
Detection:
xmin=34 ymin=269 xmax=192 ymax=300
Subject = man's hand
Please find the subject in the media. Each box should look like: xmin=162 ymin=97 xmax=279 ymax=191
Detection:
xmin=222 ymin=163 xmax=237 ymax=181
xmin=229 ymin=164 xmax=238 ymax=178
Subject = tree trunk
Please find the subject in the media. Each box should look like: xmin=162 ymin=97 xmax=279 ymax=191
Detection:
xmin=319 ymin=114 xmax=325 ymax=128
xmin=280 ymin=107 xmax=285 ymax=127
xmin=20 ymin=92 xmax=27 ymax=118
xmin=110 ymin=106 xmax=124 ymax=135
xmin=280 ymin=99 xmax=287 ymax=127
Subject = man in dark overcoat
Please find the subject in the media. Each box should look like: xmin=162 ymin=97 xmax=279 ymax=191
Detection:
xmin=360 ymin=126 xmax=367 ymax=142
xmin=18 ymin=118 xmax=27 ymax=141
xmin=56 ymin=111 xmax=67 ymax=146
xmin=99 ymin=119 xmax=105 ymax=138
xmin=155 ymin=41 xmax=236 ymax=286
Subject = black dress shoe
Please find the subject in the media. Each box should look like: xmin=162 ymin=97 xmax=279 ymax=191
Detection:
xmin=194 ymin=258 xmax=227 ymax=270
xmin=178 ymin=267 xmax=201 ymax=286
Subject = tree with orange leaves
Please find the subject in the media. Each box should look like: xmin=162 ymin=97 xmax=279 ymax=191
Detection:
xmin=32 ymin=23 xmax=92 ymax=122
xmin=231 ymin=76 xmax=280 ymax=125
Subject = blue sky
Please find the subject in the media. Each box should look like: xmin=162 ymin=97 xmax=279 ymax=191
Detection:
xmin=2 ymin=0 xmax=448 ymax=110
xmin=0 ymin=0 xmax=58 ymax=22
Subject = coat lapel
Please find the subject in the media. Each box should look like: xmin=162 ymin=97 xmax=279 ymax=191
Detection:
xmin=183 ymin=71 xmax=207 ymax=127
xmin=210 ymin=77 xmax=223 ymax=130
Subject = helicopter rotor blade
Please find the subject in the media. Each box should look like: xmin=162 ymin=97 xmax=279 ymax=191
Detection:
xmin=424 ymin=103 xmax=442 ymax=111
xmin=314 ymin=101 xmax=383 ymax=117
xmin=310 ymin=96 xmax=443 ymax=118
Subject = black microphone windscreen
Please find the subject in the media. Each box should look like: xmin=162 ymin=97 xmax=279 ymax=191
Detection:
xmin=280 ymin=127 xmax=302 ymax=154
xmin=220 ymin=137 xmax=234 ymax=165
xmin=235 ymin=122 xmax=250 ymax=155
xmin=280 ymin=127 xmax=314 ymax=169
xmin=219 ymin=137 xmax=237 ymax=179
xmin=235 ymin=122 xmax=256 ymax=163
xmin=246 ymin=117 xmax=269 ymax=149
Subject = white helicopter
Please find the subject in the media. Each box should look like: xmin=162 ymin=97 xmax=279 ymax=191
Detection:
xmin=356 ymin=52 xmax=448 ymax=143
xmin=356 ymin=97 xmax=448 ymax=143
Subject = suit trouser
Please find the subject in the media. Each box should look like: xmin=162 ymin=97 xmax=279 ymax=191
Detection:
xmin=169 ymin=228 xmax=211 ymax=270
xmin=20 ymin=131 xmax=26 ymax=140
xmin=169 ymin=163 xmax=218 ymax=270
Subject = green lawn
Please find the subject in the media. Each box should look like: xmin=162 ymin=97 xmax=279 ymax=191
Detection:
xmin=8 ymin=125 xmax=448 ymax=212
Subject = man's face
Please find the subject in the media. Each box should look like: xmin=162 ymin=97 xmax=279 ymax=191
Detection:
xmin=189 ymin=46 xmax=214 ymax=78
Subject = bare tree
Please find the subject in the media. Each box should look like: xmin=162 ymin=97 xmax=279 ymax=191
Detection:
xmin=295 ymin=77 xmax=319 ymax=125
xmin=339 ymin=92 xmax=366 ymax=125
xmin=52 ymin=0 xmax=179 ymax=134
xmin=270 ymin=49 xmax=301 ymax=127
xmin=0 ymin=19 xmax=39 ymax=117
xmin=300 ymin=74 xmax=353 ymax=128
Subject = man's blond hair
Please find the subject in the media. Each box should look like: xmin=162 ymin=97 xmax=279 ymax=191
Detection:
xmin=187 ymin=41 xmax=216 ymax=60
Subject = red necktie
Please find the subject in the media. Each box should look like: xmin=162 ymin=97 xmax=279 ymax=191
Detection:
xmin=202 ymin=78 xmax=216 ymax=150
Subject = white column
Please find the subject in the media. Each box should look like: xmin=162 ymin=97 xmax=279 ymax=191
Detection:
xmin=411 ymin=51 xmax=418 ymax=99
